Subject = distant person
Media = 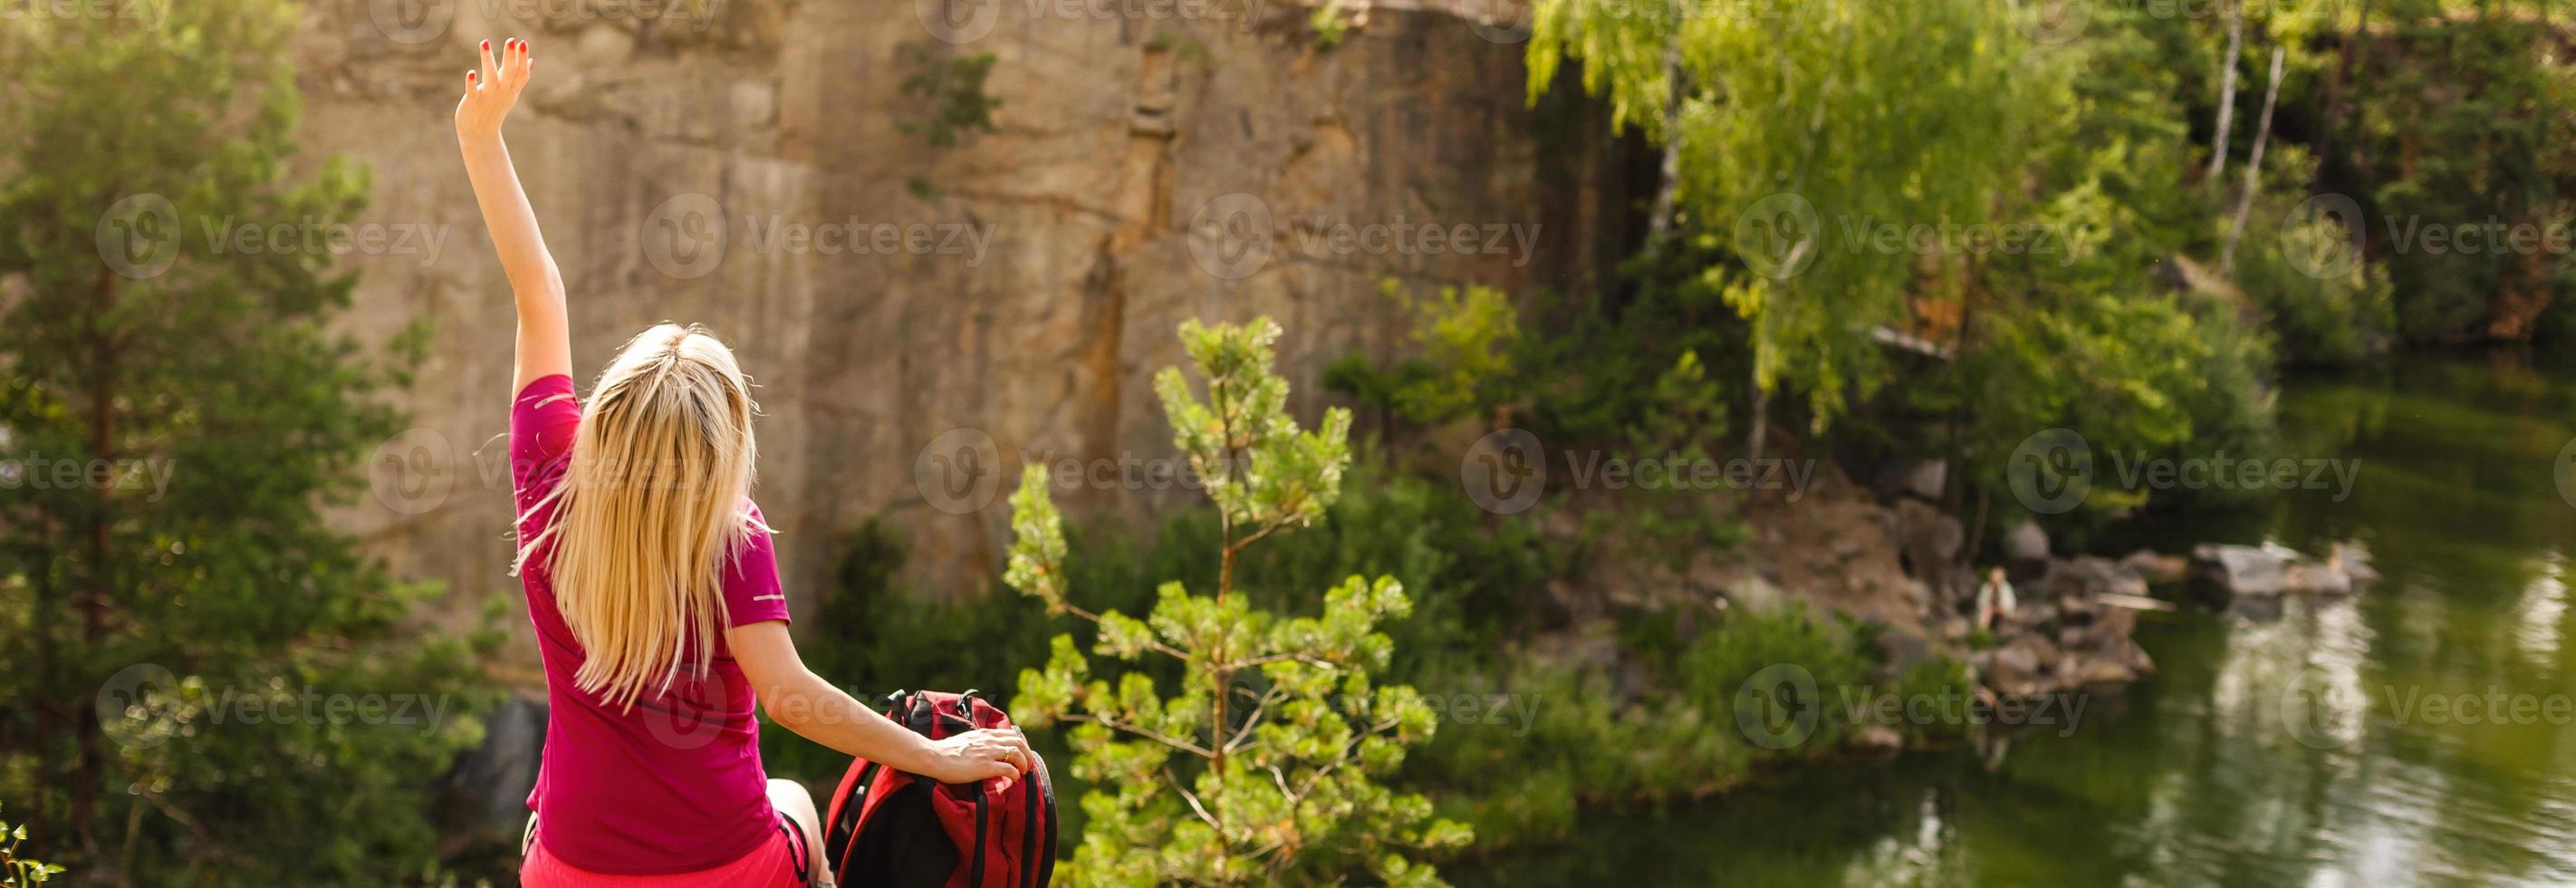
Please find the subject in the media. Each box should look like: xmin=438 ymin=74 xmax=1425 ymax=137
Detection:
xmin=1975 ymin=566 xmax=2018 ymax=632
xmin=457 ymin=38 xmax=1033 ymax=887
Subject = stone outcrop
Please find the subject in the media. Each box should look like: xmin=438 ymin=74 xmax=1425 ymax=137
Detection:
xmin=2190 ymin=541 xmax=2378 ymax=604
xmin=1969 ymin=555 xmax=2159 ymax=698
xmin=298 ymin=0 xmax=1615 ymax=656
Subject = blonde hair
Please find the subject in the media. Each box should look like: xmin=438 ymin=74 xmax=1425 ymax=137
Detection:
xmin=516 ymin=323 xmax=768 ymax=710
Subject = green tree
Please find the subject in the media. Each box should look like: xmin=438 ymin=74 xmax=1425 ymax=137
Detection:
xmin=1004 ymin=318 xmax=1470 ymax=885
xmin=0 ymin=3 xmax=492 ymax=882
xmin=1530 ymin=0 xmax=2057 ymax=438
xmin=1324 ymin=278 xmax=1521 ymax=435
xmin=1525 ymin=0 xmax=2285 ymax=536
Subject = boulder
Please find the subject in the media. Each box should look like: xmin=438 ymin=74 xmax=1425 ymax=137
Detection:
xmin=1894 ymin=497 xmax=1965 ymax=565
xmin=2193 ymin=541 xmax=2379 ymax=601
xmin=2004 ymin=521 xmax=2051 ymax=564
xmin=2193 ymin=544 xmax=2292 ymax=596
xmin=2119 ymin=548 xmax=2190 ymax=584
xmin=1854 ymin=724 xmax=1907 ymax=755
xmin=2043 ymin=555 xmax=2149 ymax=600
xmin=1877 ymin=627 xmax=1937 ymax=671
xmin=2328 ymin=540 xmax=2379 ymax=584
xmin=1875 ymin=458 xmax=1948 ymax=501
xmin=437 ymin=696 xmax=545 ymax=844
xmin=2074 ymin=655 xmax=2140 ymax=687
xmin=1724 ymin=571 xmax=1793 ymax=615
xmin=2283 ymin=561 xmax=2354 ymax=596
xmin=1983 ymin=639 xmax=2051 ymax=699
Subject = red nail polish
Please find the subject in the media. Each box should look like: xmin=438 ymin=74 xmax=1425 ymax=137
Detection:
xmin=481 ymin=39 xmax=490 ymax=51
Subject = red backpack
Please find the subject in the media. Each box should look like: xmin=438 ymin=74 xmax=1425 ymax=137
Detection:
xmin=822 ymin=690 xmax=1057 ymax=888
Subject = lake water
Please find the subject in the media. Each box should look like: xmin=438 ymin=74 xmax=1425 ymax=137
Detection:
xmin=1471 ymin=352 xmax=2576 ymax=886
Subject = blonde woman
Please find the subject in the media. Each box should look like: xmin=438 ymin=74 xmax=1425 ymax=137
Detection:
xmin=457 ymin=38 xmax=1034 ymax=887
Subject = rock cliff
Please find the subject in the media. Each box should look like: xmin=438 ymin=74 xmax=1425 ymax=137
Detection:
xmin=300 ymin=0 xmax=1613 ymax=656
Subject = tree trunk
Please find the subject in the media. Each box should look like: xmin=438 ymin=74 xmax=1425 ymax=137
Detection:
xmin=29 ymin=535 xmax=58 ymax=837
xmin=2223 ymin=46 xmax=2287 ymax=273
xmin=1745 ymin=361 xmax=1769 ymax=464
xmin=72 ymin=265 xmax=120 ymax=859
xmin=2345 ymin=0 xmax=2379 ymax=172
xmin=2314 ymin=0 xmax=2373 ymax=186
xmin=2208 ymin=0 xmax=2244 ymax=184
xmin=1646 ymin=34 xmax=1687 ymax=248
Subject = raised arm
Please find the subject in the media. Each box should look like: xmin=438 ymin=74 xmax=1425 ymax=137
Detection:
xmin=728 ymin=621 xmax=1035 ymax=790
xmin=456 ymin=37 xmax=571 ymax=392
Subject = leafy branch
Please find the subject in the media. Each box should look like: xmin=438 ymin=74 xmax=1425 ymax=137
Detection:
xmin=1005 ymin=318 xmax=1467 ymax=887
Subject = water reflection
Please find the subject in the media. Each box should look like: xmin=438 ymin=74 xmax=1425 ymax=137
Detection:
xmin=2508 ymin=551 xmax=2564 ymax=667
xmin=1469 ymin=352 xmax=2576 ymax=887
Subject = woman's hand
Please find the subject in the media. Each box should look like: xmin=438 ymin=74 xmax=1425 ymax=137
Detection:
xmin=450 ymin=34 xmax=568 ymax=390
xmin=456 ymin=37 xmax=532 ymax=145
xmin=917 ymin=728 xmax=1038 ymax=790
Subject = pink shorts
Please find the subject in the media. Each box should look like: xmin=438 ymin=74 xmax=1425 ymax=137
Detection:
xmin=522 ymin=822 xmax=806 ymax=887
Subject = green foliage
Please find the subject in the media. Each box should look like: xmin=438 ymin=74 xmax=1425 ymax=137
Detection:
xmin=0 ymin=3 xmax=496 ymax=882
xmin=1 ymin=804 xmax=65 ymax=884
xmin=1088 ymin=460 xmax=1555 ymax=679
xmin=1526 ymin=0 xmax=2296 ymax=531
xmin=1006 ymin=318 xmax=1467 ymax=885
xmin=2233 ymin=197 xmax=2397 ymax=368
xmin=1533 ymin=0 xmax=2061 ymax=431
xmin=1883 ymin=657 xmax=1977 ymax=746
xmin=896 ymin=42 xmax=1002 ymax=149
xmin=1309 ymin=0 xmax=1357 ymax=50
xmin=2330 ymin=1 xmax=2576 ymax=343
xmin=1409 ymin=605 xmax=1877 ymax=848
xmin=1514 ymin=250 xmax=1746 ymax=440
xmin=1325 ymin=279 xmax=1523 ymax=430
xmin=1581 ymin=349 xmax=1749 ymax=566
xmin=1924 ymin=7 xmax=2278 ymax=529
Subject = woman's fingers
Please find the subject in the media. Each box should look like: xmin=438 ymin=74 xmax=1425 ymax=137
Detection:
xmin=976 ymin=729 xmax=1033 ymax=771
xmin=478 ymin=38 xmax=497 ymax=89
xmin=1008 ymin=731 xmax=1037 ymax=773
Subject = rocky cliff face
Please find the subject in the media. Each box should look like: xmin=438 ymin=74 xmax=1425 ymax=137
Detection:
xmin=297 ymin=0 xmax=1607 ymax=658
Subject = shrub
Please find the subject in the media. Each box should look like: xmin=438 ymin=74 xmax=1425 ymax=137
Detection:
xmin=1007 ymin=318 xmax=1469 ymax=885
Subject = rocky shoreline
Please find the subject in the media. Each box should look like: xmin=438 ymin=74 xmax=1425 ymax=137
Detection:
xmin=1726 ymin=461 xmax=2383 ymax=709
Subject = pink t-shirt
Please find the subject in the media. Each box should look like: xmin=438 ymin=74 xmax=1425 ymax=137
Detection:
xmin=511 ymin=374 xmax=792 ymax=874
